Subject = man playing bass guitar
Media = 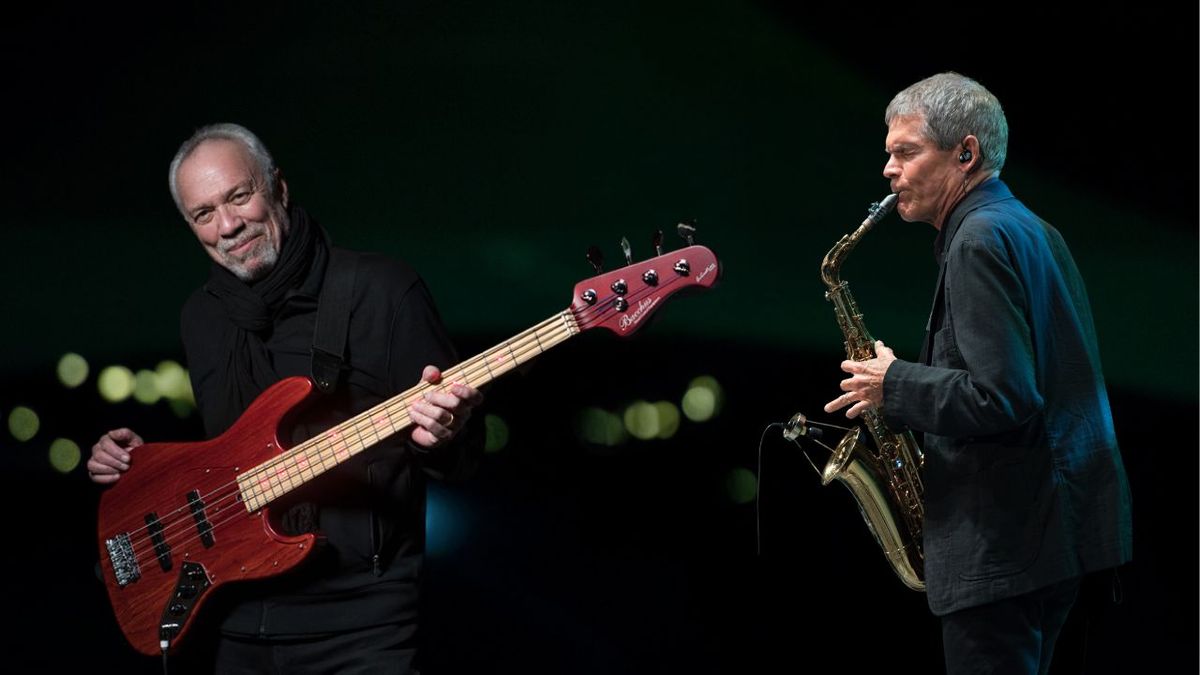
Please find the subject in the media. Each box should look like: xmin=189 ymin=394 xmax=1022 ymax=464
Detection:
xmin=89 ymin=123 xmax=483 ymax=673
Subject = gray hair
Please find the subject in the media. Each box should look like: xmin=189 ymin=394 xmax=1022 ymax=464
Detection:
xmin=885 ymin=72 xmax=1008 ymax=176
xmin=168 ymin=123 xmax=278 ymax=217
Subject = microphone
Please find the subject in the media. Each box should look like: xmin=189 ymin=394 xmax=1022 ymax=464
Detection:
xmin=783 ymin=413 xmax=824 ymax=441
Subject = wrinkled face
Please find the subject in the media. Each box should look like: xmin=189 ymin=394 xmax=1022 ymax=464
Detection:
xmin=882 ymin=115 xmax=963 ymax=229
xmin=176 ymin=139 xmax=289 ymax=281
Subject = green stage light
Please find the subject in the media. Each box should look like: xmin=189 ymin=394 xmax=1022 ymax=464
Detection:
xmin=155 ymin=360 xmax=191 ymax=400
xmin=577 ymin=407 xmax=626 ymax=446
xmin=133 ymin=369 xmax=160 ymax=405
xmin=682 ymin=375 xmax=724 ymax=422
xmin=57 ymin=353 xmax=89 ymax=388
xmin=169 ymin=398 xmax=195 ymax=418
xmin=484 ymin=414 xmax=509 ymax=453
xmin=654 ymin=401 xmax=680 ymax=439
xmin=623 ymin=401 xmax=660 ymax=440
xmin=8 ymin=406 xmax=39 ymax=442
xmin=681 ymin=386 xmax=715 ymax=422
xmin=49 ymin=438 xmax=82 ymax=473
xmin=98 ymin=366 xmax=135 ymax=403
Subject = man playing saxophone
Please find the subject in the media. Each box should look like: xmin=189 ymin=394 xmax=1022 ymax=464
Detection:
xmin=824 ymin=72 xmax=1132 ymax=675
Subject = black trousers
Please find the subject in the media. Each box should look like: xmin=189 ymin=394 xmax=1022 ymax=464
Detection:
xmin=941 ymin=577 xmax=1081 ymax=675
xmin=187 ymin=622 xmax=419 ymax=675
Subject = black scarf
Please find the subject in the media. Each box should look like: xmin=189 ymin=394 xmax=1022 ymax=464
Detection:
xmin=203 ymin=204 xmax=328 ymax=422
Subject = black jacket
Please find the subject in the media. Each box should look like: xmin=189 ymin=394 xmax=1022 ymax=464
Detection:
xmin=884 ymin=179 xmax=1133 ymax=616
xmin=181 ymin=245 xmax=480 ymax=636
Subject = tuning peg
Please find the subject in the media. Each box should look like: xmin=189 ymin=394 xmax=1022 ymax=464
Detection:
xmin=652 ymin=230 xmax=663 ymax=256
xmin=620 ymin=237 xmax=632 ymax=265
xmin=586 ymin=245 xmax=604 ymax=273
xmin=676 ymin=220 xmax=696 ymax=246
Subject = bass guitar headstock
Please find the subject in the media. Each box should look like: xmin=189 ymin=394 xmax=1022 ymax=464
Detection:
xmin=568 ymin=223 xmax=720 ymax=336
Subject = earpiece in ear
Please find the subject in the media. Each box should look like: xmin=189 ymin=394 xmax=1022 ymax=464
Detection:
xmin=958 ymin=149 xmax=973 ymax=163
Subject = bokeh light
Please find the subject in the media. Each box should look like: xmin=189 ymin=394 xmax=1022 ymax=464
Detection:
xmin=155 ymin=360 xmax=192 ymax=401
xmin=98 ymin=366 xmax=135 ymax=403
xmin=484 ymin=414 xmax=509 ymax=453
xmin=49 ymin=438 xmax=82 ymax=473
xmin=8 ymin=406 xmax=40 ymax=442
xmin=133 ymin=369 xmax=161 ymax=404
xmin=425 ymin=489 xmax=464 ymax=555
xmin=57 ymin=353 xmax=89 ymax=388
xmin=576 ymin=407 xmax=627 ymax=446
xmin=169 ymin=398 xmax=195 ymax=418
xmin=682 ymin=387 xmax=715 ymax=422
xmin=682 ymin=375 xmax=724 ymax=422
xmin=623 ymin=400 xmax=660 ymax=440
xmin=654 ymin=401 xmax=680 ymax=439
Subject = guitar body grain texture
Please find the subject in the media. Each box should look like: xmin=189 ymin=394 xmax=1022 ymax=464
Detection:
xmin=97 ymin=376 xmax=319 ymax=655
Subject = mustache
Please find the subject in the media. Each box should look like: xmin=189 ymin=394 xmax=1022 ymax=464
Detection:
xmin=218 ymin=227 xmax=265 ymax=254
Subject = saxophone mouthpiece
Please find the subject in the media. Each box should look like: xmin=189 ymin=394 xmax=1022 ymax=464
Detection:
xmin=866 ymin=193 xmax=899 ymax=226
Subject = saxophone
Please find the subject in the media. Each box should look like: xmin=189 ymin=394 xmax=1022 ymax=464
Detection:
xmin=818 ymin=193 xmax=926 ymax=591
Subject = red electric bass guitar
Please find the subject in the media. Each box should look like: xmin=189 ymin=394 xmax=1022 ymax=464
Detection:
xmin=97 ymin=240 xmax=720 ymax=655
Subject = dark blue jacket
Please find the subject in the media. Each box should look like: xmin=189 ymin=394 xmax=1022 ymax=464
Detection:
xmin=884 ymin=178 xmax=1132 ymax=616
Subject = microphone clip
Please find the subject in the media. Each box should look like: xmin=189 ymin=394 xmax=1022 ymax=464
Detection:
xmin=783 ymin=413 xmax=824 ymax=441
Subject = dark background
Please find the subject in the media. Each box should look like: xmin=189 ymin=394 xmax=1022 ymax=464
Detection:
xmin=3 ymin=2 xmax=1195 ymax=672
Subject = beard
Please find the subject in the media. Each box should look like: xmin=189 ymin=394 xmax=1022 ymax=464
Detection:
xmin=220 ymin=235 xmax=278 ymax=281
xmin=217 ymin=206 xmax=289 ymax=282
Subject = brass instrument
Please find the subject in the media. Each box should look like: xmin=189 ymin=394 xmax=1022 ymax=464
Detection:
xmin=818 ymin=193 xmax=926 ymax=591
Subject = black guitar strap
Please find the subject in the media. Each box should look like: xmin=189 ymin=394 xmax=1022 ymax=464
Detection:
xmin=311 ymin=247 xmax=359 ymax=393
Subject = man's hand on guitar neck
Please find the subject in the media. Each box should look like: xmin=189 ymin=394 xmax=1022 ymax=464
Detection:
xmin=88 ymin=428 xmax=144 ymax=485
xmin=407 ymin=365 xmax=484 ymax=450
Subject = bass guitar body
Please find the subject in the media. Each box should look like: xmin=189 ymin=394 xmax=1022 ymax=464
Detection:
xmin=97 ymin=377 xmax=319 ymax=656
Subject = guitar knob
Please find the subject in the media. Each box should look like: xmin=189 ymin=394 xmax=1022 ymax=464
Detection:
xmin=611 ymin=279 xmax=627 ymax=295
xmin=581 ymin=289 xmax=598 ymax=305
xmin=673 ymin=259 xmax=690 ymax=276
xmin=642 ymin=269 xmax=658 ymax=286
xmin=169 ymin=603 xmax=187 ymax=616
xmin=614 ymin=297 xmax=629 ymax=312
xmin=176 ymin=584 xmax=198 ymax=599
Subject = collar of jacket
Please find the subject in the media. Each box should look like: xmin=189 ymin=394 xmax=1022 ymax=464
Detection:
xmin=933 ymin=177 xmax=1014 ymax=265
